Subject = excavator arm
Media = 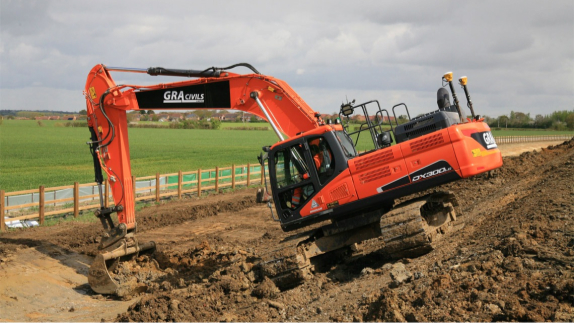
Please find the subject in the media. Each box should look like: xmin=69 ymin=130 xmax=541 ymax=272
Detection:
xmin=84 ymin=63 xmax=324 ymax=294
xmin=85 ymin=63 xmax=323 ymax=230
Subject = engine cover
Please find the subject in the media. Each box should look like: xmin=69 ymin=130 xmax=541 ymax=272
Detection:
xmin=394 ymin=110 xmax=459 ymax=144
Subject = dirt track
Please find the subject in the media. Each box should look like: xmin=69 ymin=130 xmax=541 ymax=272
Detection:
xmin=1 ymin=140 xmax=573 ymax=322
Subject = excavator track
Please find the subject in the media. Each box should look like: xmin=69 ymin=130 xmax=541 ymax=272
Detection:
xmin=257 ymin=191 xmax=461 ymax=289
xmin=256 ymin=230 xmax=315 ymax=289
xmin=379 ymin=191 xmax=461 ymax=259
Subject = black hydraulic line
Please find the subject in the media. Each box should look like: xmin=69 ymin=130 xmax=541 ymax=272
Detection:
xmin=146 ymin=63 xmax=261 ymax=78
xmin=89 ymin=127 xmax=104 ymax=184
xmin=217 ymin=63 xmax=261 ymax=74
xmin=147 ymin=67 xmax=221 ymax=78
xmin=97 ymin=89 xmax=115 ymax=150
xmin=107 ymin=63 xmax=261 ymax=78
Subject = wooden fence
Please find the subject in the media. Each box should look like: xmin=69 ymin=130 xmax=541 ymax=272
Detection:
xmin=1 ymin=163 xmax=264 ymax=232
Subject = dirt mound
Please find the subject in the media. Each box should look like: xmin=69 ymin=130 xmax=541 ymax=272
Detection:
xmin=1 ymin=140 xmax=573 ymax=322
xmin=1 ymin=192 xmax=257 ymax=257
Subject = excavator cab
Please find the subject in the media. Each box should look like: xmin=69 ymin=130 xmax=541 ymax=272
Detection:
xmin=265 ymin=128 xmax=356 ymax=231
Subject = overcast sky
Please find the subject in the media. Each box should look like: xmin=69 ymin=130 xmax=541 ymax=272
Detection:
xmin=1 ymin=0 xmax=572 ymax=118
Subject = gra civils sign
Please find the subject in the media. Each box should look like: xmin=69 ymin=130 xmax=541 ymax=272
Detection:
xmin=135 ymin=81 xmax=231 ymax=109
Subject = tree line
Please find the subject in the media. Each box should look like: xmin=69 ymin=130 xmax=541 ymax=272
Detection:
xmin=482 ymin=110 xmax=574 ymax=130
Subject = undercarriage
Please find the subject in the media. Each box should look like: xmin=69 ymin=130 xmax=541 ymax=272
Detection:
xmin=257 ymin=191 xmax=461 ymax=289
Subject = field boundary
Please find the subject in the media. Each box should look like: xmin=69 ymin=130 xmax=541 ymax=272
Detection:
xmin=1 ymin=163 xmax=265 ymax=232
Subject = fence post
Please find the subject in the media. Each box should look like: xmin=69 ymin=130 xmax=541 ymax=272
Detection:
xmin=232 ymin=164 xmax=236 ymax=189
xmin=215 ymin=166 xmax=219 ymax=193
xmin=1 ymin=190 xmax=5 ymax=232
xmin=74 ymin=182 xmax=79 ymax=218
xmin=104 ymin=178 xmax=109 ymax=207
xmin=156 ymin=173 xmax=160 ymax=202
xmin=197 ymin=168 xmax=202 ymax=197
xmin=178 ymin=170 xmax=182 ymax=199
xmin=247 ymin=163 xmax=251 ymax=186
xmin=39 ymin=186 xmax=45 ymax=225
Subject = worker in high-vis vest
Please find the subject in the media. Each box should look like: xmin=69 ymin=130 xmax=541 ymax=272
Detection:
xmin=291 ymin=139 xmax=327 ymax=209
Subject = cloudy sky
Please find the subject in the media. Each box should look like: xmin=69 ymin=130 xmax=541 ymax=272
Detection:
xmin=1 ymin=0 xmax=572 ymax=118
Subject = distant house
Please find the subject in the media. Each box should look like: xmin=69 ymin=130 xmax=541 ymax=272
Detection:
xmin=223 ymin=113 xmax=238 ymax=121
xmin=171 ymin=113 xmax=184 ymax=120
xmin=63 ymin=115 xmax=77 ymax=121
xmin=185 ymin=113 xmax=199 ymax=120
xmin=351 ymin=115 xmax=366 ymax=122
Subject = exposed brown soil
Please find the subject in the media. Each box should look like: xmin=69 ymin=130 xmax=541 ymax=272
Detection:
xmin=1 ymin=140 xmax=573 ymax=322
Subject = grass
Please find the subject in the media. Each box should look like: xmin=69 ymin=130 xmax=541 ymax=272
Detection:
xmin=1 ymin=120 xmax=572 ymax=192
xmin=0 ymin=120 xmax=278 ymax=192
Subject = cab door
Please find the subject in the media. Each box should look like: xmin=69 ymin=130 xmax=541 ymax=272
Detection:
xmin=269 ymin=138 xmax=318 ymax=223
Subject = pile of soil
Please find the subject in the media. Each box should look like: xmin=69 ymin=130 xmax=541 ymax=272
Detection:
xmin=1 ymin=139 xmax=573 ymax=321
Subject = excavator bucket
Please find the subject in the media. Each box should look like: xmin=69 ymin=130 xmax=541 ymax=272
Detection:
xmin=88 ymin=240 xmax=156 ymax=295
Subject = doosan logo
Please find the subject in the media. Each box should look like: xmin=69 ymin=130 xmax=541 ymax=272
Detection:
xmin=163 ymin=90 xmax=204 ymax=103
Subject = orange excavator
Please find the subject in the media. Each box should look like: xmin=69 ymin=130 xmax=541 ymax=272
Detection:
xmin=84 ymin=63 xmax=502 ymax=294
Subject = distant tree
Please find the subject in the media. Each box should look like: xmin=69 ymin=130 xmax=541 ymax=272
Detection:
xmin=250 ymin=115 xmax=258 ymax=123
xmin=79 ymin=109 xmax=87 ymax=115
xmin=147 ymin=110 xmax=155 ymax=115
xmin=211 ymin=118 xmax=222 ymax=130
xmin=140 ymin=110 xmax=147 ymax=114
xmin=194 ymin=110 xmax=213 ymax=120
xmin=498 ymin=115 xmax=509 ymax=128
xmin=397 ymin=115 xmax=409 ymax=124
xmin=566 ymin=113 xmax=574 ymax=130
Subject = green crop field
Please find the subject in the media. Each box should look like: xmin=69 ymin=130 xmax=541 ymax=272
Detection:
xmin=0 ymin=120 xmax=278 ymax=192
xmin=0 ymin=120 xmax=572 ymax=192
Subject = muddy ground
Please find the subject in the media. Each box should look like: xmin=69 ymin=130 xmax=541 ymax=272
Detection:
xmin=1 ymin=139 xmax=573 ymax=322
